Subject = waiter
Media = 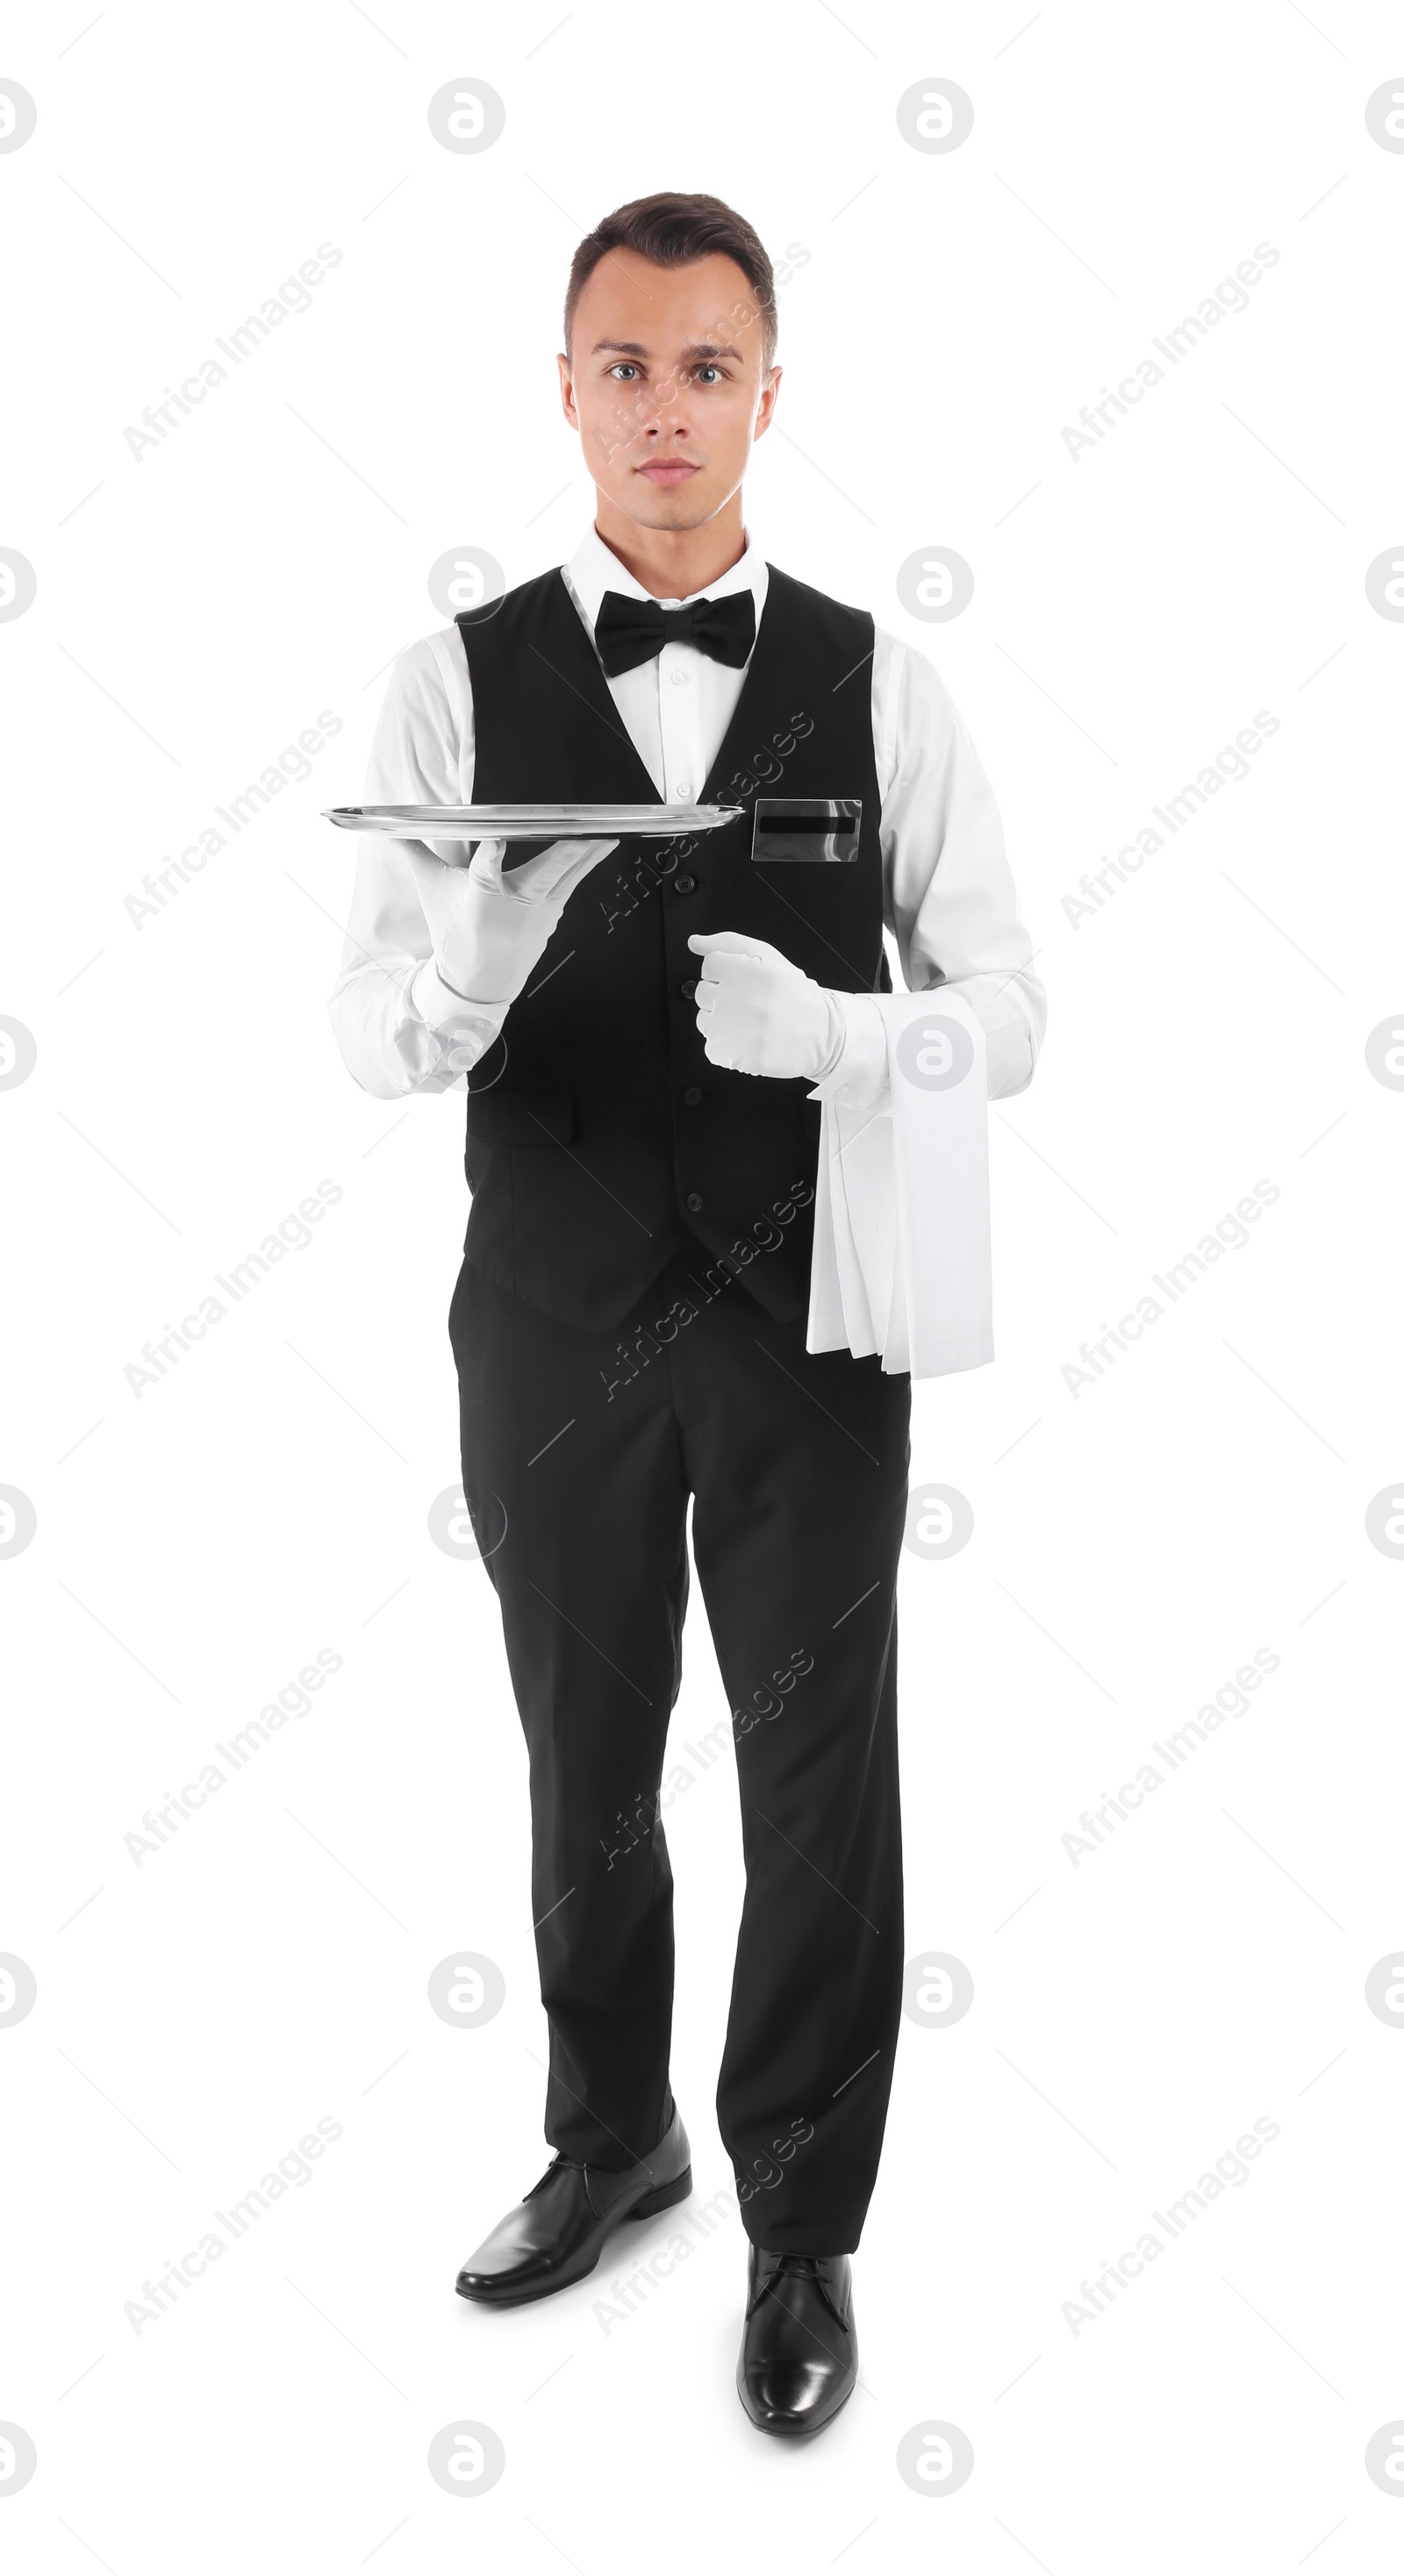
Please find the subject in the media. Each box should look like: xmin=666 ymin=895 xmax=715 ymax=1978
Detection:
xmin=330 ymin=191 xmax=1044 ymax=2438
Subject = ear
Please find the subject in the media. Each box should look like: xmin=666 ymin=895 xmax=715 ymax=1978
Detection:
xmin=753 ymin=364 xmax=782 ymax=442
xmin=557 ymin=350 xmax=578 ymax=429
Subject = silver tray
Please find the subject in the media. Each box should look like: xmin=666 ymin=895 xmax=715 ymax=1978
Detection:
xmin=325 ymin=802 xmax=742 ymax=841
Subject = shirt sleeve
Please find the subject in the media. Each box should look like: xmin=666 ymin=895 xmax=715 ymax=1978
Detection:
xmin=811 ymin=628 xmax=1047 ymax=1113
xmin=326 ymin=631 xmax=491 ymax=1098
xmin=880 ymin=628 xmax=1046 ymax=1097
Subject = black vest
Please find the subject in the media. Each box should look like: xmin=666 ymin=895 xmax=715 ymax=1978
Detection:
xmin=455 ymin=562 xmax=887 ymax=1334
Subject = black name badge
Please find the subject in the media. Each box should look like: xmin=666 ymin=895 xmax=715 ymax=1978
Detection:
xmin=750 ymin=798 xmax=863 ymax=863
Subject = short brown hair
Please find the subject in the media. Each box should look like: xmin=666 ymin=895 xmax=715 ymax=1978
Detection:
xmin=564 ymin=191 xmax=777 ymax=372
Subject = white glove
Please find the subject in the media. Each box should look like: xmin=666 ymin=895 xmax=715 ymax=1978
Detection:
xmin=688 ymin=930 xmax=844 ymax=1080
xmin=407 ymin=834 xmax=619 ymax=1006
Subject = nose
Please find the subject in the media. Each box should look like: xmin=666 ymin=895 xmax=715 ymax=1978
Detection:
xmin=634 ymin=368 xmax=691 ymax=438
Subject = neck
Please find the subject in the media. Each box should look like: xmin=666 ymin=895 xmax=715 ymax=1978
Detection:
xmin=591 ymin=489 xmax=748 ymax=600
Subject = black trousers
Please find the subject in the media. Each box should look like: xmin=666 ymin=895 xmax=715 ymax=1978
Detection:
xmin=449 ymin=1241 xmax=912 ymax=2255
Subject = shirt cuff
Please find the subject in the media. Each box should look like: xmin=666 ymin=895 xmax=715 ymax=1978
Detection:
xmin=950 ymin=975 xmax=1036 ymax=1099
xmin=806 ymin=991 xmax=892 ymax=1113
xmin=411 ymin=959 xmax=510 ymax=1070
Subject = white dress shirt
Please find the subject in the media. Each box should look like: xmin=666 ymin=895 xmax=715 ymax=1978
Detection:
xmin=328 ymin=525 xmax=1045 ymax=1374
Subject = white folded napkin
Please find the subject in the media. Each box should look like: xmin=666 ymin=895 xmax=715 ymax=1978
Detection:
xmin=806 ymin=989 xmax=992 ymax=1379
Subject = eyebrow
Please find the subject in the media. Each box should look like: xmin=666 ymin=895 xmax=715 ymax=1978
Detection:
xmin=590 ymin=339 xmax=744 ymax=363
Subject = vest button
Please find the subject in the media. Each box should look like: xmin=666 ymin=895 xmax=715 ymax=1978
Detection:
xmin=682 ymin=1085 xmax=703 ymax=1107
xmin=685 ymin=1191 xmax=705 ymax=1213
xmin=673 ymin=874 xmax=697 ymax=895
xmin=680 ymin=979 xmax=697 ymax=1000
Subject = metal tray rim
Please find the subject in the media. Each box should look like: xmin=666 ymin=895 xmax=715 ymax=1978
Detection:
xmin=325 ymin=802 xmax=744 ymax=839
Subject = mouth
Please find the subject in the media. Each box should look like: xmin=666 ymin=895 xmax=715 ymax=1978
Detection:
xmin=635 ymin=461 xmax=700 ymax=485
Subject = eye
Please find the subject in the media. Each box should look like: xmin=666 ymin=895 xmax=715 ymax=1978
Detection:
xmin=607 ymin=362 xmax=642 ymax=382
xmin=693 ymin=364 xmax=724 ymax=384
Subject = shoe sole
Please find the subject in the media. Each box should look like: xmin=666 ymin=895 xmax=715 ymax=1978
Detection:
xmin=455 ymin=2165 xmax=693 ymax=2307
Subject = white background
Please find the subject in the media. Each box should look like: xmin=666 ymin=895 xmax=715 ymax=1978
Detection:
xmin=4 ymin=1 xmax=1403 ymax=2565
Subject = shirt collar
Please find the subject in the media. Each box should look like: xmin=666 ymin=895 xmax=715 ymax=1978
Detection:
xmin=563 ymin=520 xmax=769 ymax=640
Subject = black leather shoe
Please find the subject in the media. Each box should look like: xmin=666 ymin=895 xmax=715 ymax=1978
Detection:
xmin=455 ymin=2103 xmax=691 ymax=2307
xmin=737 ymin=2247 xmax=857 ymax=2436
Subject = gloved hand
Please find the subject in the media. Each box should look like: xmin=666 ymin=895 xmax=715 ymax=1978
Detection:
xmin=407 ymin=834 xmax=619 ymax=1005
xmin=688 ymin=930 xmax=844 ymax=1080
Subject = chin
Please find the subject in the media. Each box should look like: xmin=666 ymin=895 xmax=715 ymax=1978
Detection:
xmin=625 ymin=482 xmax=716 ymax=530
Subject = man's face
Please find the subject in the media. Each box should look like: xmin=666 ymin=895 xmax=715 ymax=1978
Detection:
xmin=559 ymin=247 xmax=778 ymax=534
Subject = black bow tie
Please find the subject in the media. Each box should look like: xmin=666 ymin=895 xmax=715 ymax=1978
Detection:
xmin=595 ymin=587 xmax=756 ymax=680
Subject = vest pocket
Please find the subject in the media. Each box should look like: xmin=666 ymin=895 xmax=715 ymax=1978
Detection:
xmin=464 ymin=1091 xmax=577 ymax=1147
